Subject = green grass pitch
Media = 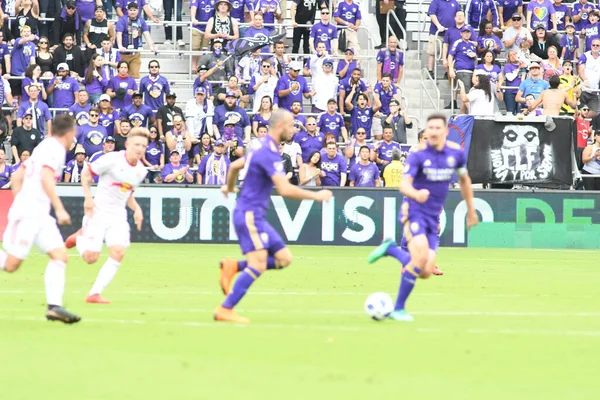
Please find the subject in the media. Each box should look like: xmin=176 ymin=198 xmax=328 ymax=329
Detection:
xmin=0 ymin=244 xmax=599 ymax=399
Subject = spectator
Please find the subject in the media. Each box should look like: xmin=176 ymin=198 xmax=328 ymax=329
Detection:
xmin=164 ymin=0 xmax=184 ymax=46
xmin=47 ymin=63 xmax=79 ymax=111
xmin=561 ymin=23 xmax=579 ymax=61
xmin=376 ymin=35 xmax=404 ymax=86
xmin=316 ymin=99 xmax=348 ymax=143
xmin=50 ymin=1 xmax=83 ymax=46
xmin=237 ymin=48 xmax=263 ymax=84
xmin=425 ymin=0 xmax=460 ymax=78
xmin=497 ymin=0 xmax=523 ymax=30
xmin=84 ymin=54 xmax=109 ymax=104
xmin=17 ymin=84 xmax=52 ymax=135
xmin=35 ymin=36 xmax=53 ymax=78
xmin=503 ymin=50 xmax=522 ymax=115
xmin=373 ymin=125 xmax=401 ymax=171
xmin=98 ymin=93 xmax=120 ymax=136
xmin=11 ymin=150 xmax=30 ymax=172
xmin=245 ymin=13 xmax=271 ymax=54
xmin=194 ymin=132 xmax=213 ymax=166
xmin=213 ymin=90 xmax=251 ymax=146
xmin=22 ymin=63 xmax=47 ymax=103
xmin=334 ymin=0 xmax=361 ymax=54
xmin=475 ymin=50 xmax=502 ymax=85
xmin=575 ymin=106 xmax=592 ymax=153
xmin=63 ymin=144 xmax=87 ymax=182
xmin=162 ymin=150 xmax=194 ymax=184
xmin=270 ymin=40 xmax=292 ymax=77
xmin=157 ymin=92 xmax=183 ymax=140
xmin=197 ymin=138 xmax=230 ymax=184
xmin=542 ymin=45 xmax=562 ymax=80
xmin=204 ymin=0 xmax=240 ymax=48
xmin=140 ymin=60 xmax=170 ymax=112
xmin=577 ymin=38 xmax=600 ymax=119
xmin=502 ymin=12 xmax=533 ymax=53
xmin=573 ymin=0 xmax=596 ymax=32
xmin=583 ymin=10 xmax=600 ymax=52
xmin=310 ymin=6 xmax=338 ymax=55
xmin=0 ymin=148 xmax=11 ymax=189
xmin=304 ymin=41 xmax=328 ymax=77
xmin=277 ymin=60 xmax=315 ymax=111
xmin=339 ymin=67 xmax=369 ymax=118
xmin=291 ymin=100 xmax=306 ymax=131
xmin=252 ymin=0 xmax=282 ymax=33
xmin=198 ymin=39 xmax=234 ymax=85
xmin=185 ymin=87 xmax=210 ymax=141
xmin=10 ymin=25 xmax=37 ymax=99
xmin=581 ymin=131 xmax=600 ymax=190
xmin=69 ymin=89 xmax=92 ymax=125
xmin=279 ymin=141 xmax=294 ymax=181
xmin=89 ymin=135 xmax=116 ymax=183
xmin=53 ymin=33 xmax=85 ymax=77
xmin=448 ymin=26 xmax=478 ymax=112
xmin=345 ymin=92 xmax=375 ymax=139
xmin=517 ymin=37 xmax=532 ymax=71
xmin=96 ymin=38 xmax=120 ymax=81
xmin=527 ymin=0 xmax=557 ymax=32
xmin=252 ymin=95 xmax=272 ymax=138
xmin=142 ymin=126 xmax=164 ymax=183
xmin=527 ymin=75 xmax=577 ymax=115
xmin=13 ymin=0 xmax=39 ymax=38
xmin=76 ymin=0 xmax=104 ymax=24
xmin=476 ymin=20 xmax=502 ymax=56
xmin=290 ymin=0 xmax=324 ymax=55
xmin=551 ymin=0 xmax=571 ymax=33
xmin=443 ymin=11 xmax=477 ymax=76
xmin=465 ymin=0 xmax=499 ymax=31
xmin=319 ymin=141 xmax=347 ymax=186
xmin=249 ymin=58 xmax=278 ymax=113
xmin=114 ymin=118 xmax=130 ymax=150
xmin=190 ymin=0 xmax=216 ymax=70
xmin=106 ymin=60 xmax=138 ymax=112
xmin=458 ymin=74 xmax=498 ymax=116
xmin=76 ymin=107 xmax=107 ymax=155
xmin=382 ymin=147 xmax=403 ymax=188
xmin=294 ymin=115 xmax=324 ymax=163
xmin=121 ymin=91 xmax=156 ymax=128
xmin=383 ymin=99 xmax=412 ymax=143
xmin=83 ymin=6 xmax=114 ymax=62
xmin=373 ymin=73 xmax=401 ymax=139
xmin=312 ymin=59 xmax=339 ymax=113
xmin=337 ymin=47 xmax=359 ymax=80
xmin=166 ymin=113 xmax=192 ymax=166
xmin=346 ymin=128 xmax=373 ymax=170
xmin=10 ymin=110 xmax=42 ymax=163
xmin=522 ymin=93 xmax=542 ymax=115
xmin=349 ymin=145 xmax=380 ymax=187
xmin=531 ymin=25 xmax=560 ymax=61
xmin=559 ymin=60 xmax=581 ymax=116
xmin=298 ymin=150 xmax=322 ymax=186
xmin=193 ymin=64 xmax=214 ymax=98
xmin=115 ymin=2 xmax=156 ymax=79
xmin=115 ymin=0 xmax=160 ymax=22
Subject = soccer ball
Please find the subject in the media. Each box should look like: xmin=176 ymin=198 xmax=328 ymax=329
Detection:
xmin=364 ymin=292 xmax=394 ymax=321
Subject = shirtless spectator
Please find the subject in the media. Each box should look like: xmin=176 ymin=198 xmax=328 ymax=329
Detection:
xmin=527 ymin=75 xmax=577 ymax=115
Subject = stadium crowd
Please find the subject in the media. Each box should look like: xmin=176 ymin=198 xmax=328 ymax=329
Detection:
xmin=0 ymin=0 xmax=412 ymax=189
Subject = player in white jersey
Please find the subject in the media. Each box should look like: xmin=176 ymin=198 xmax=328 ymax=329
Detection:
xmin=74 ymin=128 xmax=149 ymax=304
xmin=0 ymin=114 xmax=81 ymax=324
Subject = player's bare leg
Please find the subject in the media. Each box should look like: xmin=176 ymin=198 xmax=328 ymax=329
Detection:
xmin=0 ymin=250 xmax=24 ymax=273
xmin=64 ymin=228 xmax=82 ymax=249
xmin=44 ymin=247 xmax=81 ymax=324
xmin=85 ymin=245 xmax=125 ymax=304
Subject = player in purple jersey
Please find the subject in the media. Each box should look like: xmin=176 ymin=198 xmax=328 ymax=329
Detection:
xmin=215 ymin=110 xmax=333 ymax=324
xmin=368 ymin=113 xmax=478 ymax=321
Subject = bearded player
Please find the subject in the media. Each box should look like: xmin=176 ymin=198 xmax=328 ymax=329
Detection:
xmin=0 ymin=114 xmax=81 ymax=323
xmin=368 ymin=113 xmax=479 ymax=321
xmin=72 ymin=128 xmax=149 ymax=304
xmin=216 ymin=109 xmax=333 ymax=324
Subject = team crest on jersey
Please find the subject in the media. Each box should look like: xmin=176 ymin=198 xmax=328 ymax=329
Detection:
xmin=447 ymin=156 xmax=456 ymax=168
xmin=149 ymin=83 xmax=164 ymax=98
xmin=129 ymin=113 xmax=145 ymax=127
xmin=148 ymin=147 xmax=161 ymax=156
xmin=224 ymin=112 xmax=241 ymax=124
xmin=423 ymin=159 xmax=431 ymax=167
xmin=410 ymin=222 xmax=419 ymax=233
xmin=289 ymin=80 xmax=301 ymax=95
xmin=88 ymin=130 xmax=105 ymax=145
xmin=175 ymin=173 xmax=185 ymax=183
xmin=319 ymin=33 xmax=329 ymax=42
xmin=344 ymin=11 xmax=354 ymax=20
xmin=76 ymin=111 xmax=90 ymax=126
xmin=327 ymin=121 xmax=338 ymax=130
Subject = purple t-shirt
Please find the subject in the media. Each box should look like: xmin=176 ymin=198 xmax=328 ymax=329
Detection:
xmin=190 ymin=0 xmax=215 ymax=32
xmin=583 ymin=22 xmax=600 ymax=51
xmin=572 ymin=1 xmax=596 ymax=31
xmin=376 ymin=49 xmax=404 ymax=82
xmin=310 ymin=22 xmax=338 ymax=52
xmin=17 ymin=101 xmax=52 ymax=134
xmin=293 ymin=114 xmax=306 ymax=131
xmin=551 ymin=4 xmax=570 ymax=31
xmin=449 ymin=40 xmax=477 ymax=72
xmin=475 ymin=63 xmax=502 ymax=84
xmin=373 ymin=82 xmax=399 ymax=115
xmin=427 ymin=0 xmax=461 ymax=35
xmin=347 ymin=141 xmax=373 ymax=170
xmin=50 ymin=76 xmax=79 ymax=109
xmin=98 ymin=110 xmax=120 ymax=136
xmin=444 ymin=25 xmax=478 ymax=49
xmin=293 ymin=130 xmax=325 ymax=163
xmin=334 ymin=1 xmax=362 ymax=25
xmin=561 ymin=34 xmax=580 ymax=60
xmin=193 ymin=78 xmax=213 ymax=97
xmin=252 ymin=112 xmax=270 ymax=128
xmin=349 ymin=106 xmax=374 ymax=138
xmin=107 ymin=75 xmax=138 ymax=112
xmin=349 ymin=161 xmax=379 ymax=187
xmin=336 ymin=60 xmax=359 ymax=77
xmin=145 ymin=141 xmax=163 ymax=165
xmin=161 ymin=163 xmax=189 ymax=184
xmin=69 ymin=102 xmax=92 ymax=126
xmin=477 ymin=35 xmax=503 ymax=55
xmin=213 ymin=105 xmax=251 ymax=142
xmin=140 ymin=75 xmax=171 ymax=112
xmin=253 ymin=0 xmax=280 ymax=30
xmin=245 ymin=26 xmax=272 ymax=52
xmin=84 ymin=68 xmax=109 ymax=94
xmin=376 ymin=140 xmax=401 ymax=166
xmin=497 ymin=0 xmax=523 ymax=23
xmin=11 ymin=38 xmax=36 ymax=76
xmin=319 ymin=151 xmax=347 ymax=186
xmin=527 ymin=0 xmax=555 ymax=30
xmin=115 ymin=16 xmax=149 ymax=49
xmin=276 ymin=74 xmax=310 ymax=111
xmin=77 ymin=123 xmax=108 ymax=156
xmin=121 ymin=104 xmax=155 ymax=128
xmin=316 ymin=112 xmax=344 ymax=142
xmin=503 ymin=62 xmax=522 ymax=94
xmin=78 ymin=0 xmax=96 ymax=22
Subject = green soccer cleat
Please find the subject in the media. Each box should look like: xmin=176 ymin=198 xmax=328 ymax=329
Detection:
xmin=46 ymin=306 xmax=81 ymax=324
xmin=388 ymin=309 xmax=414 ymax=322
xmin=367 ymin=240 xmax=396 ymax=264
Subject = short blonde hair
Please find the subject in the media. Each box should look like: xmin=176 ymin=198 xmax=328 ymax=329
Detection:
xmin=127 ymin=127 xmax=150 ymax=141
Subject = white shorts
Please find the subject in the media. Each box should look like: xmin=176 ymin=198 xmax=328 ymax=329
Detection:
xmin=3 ymin=215 xmax=64 ymax=259
xmin=79 ymin=214 xmax=131 ymax=253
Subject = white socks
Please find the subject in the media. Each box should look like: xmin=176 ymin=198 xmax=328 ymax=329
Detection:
xmin=45 ymin=260 xmax=66 ymax=307
xmin=0 ymin=249 xmax=6 ymax=270
xmin=89 ymin=258 xmax=120 ymax=296
xmin=76 ymin=235 xmax=86 ymax=257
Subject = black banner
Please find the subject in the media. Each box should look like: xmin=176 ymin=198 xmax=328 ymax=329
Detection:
xmin=467 ymin=118 xmax=573 ymax=186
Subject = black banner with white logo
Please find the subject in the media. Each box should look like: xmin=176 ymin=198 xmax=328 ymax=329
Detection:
xmin=467 ymin=118 xmax=573 ymax=186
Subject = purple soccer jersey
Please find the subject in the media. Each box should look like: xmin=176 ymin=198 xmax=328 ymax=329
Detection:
xmin=293 ymin=130 xmax=325 ymax=163
xmin=349 ymin=161 xmax=379 ymax=187
xmin=572 ymin=1 xmax=596 ymax=31
xmin=98 ymin=110 xmax=120 ymax=136
xmin=427 ymin=0 xmax=461 ymax=35
xmin=310 ymin=22 xmax=338 ymax=52
xmin=349 ymin=106 xmax=374 ymax=138
xmin=334 ymin=1 xmax=362 ymax=25
xmin=190 ymin=0 xmax=216 ymax=32
xmin=140 ymin=75 xmax=171 ymax=112
xmin=107 ymin=75 xmax=138 ymax=112
xmin=77 ymin=124 xmax=108 ymax=156
xmin=161 ymin=163 xmax=189 ymax=184
xmin=69 ymin=102 xmax=93 ymax=126
xmin=316 ymin=112 xmax=344 ymax=142
xmin=276 ymin=74 xmax=310 ymax=111
xmin=115 ymin=15 xmax=150 ymax=49
xmin=145 ymin=141 xmax=163 ymax=165
xmin=551 ymin=3 xmax=570 ymax=31
xmin=373 ymin=82 xmax=399 ymax=115
xmin=376 ymin=49 xmax=405 ymax=82
xmin=121 ymin=104 xmax=155 ymax=128
xmin=319 ymin=150 xmax=347 ymax=186
xmin=449 ymin=39 xmax=477 ymax=71
xmin=376 ymin=140 xmax=401 ymax=166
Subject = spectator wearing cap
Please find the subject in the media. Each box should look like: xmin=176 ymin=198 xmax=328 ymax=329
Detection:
xmin=47 ymin=62 xmax=79 ymax=110
xmin=17 ymin=84 xmax=52 ymax=135
xmin=531 ymin=25 xmax=561 ymax=61
xmin=204 ymin=0 xmax=240 ymax=48
xmin=84 ymin=6 xmax=115 ymax=57
xmin=526 ymin=0 xmax=557 ymax=33
xmin=316 ymin=99 xmax=348 ymax=143
xmin=310 ymin=6 xmax=338 ymax=55
xmin=573 ymin=0 xmax=597 ymax=32
xmin=98 ymin=93 xmax=121 ymax=136
xmin=121 ymin=91 xmax=156 ymax=128
xmin=447 ymin=25 xmax=477 ymax=111
xmin=313 ymin=59 xmax=339 ymax=114
xmin=53 ymin=33 xmax=85 ymax=76
xmin=376 ymin=35 xmax=404 ymax=86
xmin=89 ymin=134 xmax=116 ymax=182
xmin=465 ymin=0 xmax=499 ymax=31
xmin=96 ymin=37 xmax=121 ymax=81
xmin=84 ymin=53 xmax=110 ymax=105
xmin=64 ymin=144 xmax=88 ymax=183
xmin=582 ymin=11 xmax=600 ymax=52
xmin=50 ymin=1 xmax=83 ymax=47
xmin=249 ymin=58 xmax=278 ymax=114
xmin=185 ymin=87 xmax=211 ymax=141
xmin=516 ymin=61 xmax=550 ymax=104
xmin=106 ymin=60 xmax=138 ymax=112
xmin=213 ymin=90 xmax=251 ymax=145
xmin=162 ymin=150 xmax=194 ymax=184
xmin=10 ymin=25 xmax=37 ymax=99
xmin=442 ymin=11 xmax=477 ymax=78
xmin=373 ymin=73 xmax=401 ymax=139
xmin=197 ymin=138 xmax=230 ymax=185
xmin=193 ymin=64 xmax=215 ymax=99
xmin=245 ymin=13 xmax=272 ymax=55
xmin=10 ymin=110 xmax=42 ymax=164
xmin=115 ymin=2 xmax=156 ymax=79
xmin=190 ymin=0 xmax=216 ymax=71
xmin=497 ymin=0 xmax=523 ymax=30
xmin=166 ymin=113 xmax=193 ymax=166
xmin=142 ymin=126 xmax=164 ymax=183
xmin=561 ymin=23 xmax=579 ymax=61
xmin=115 ymin=0 xmax=160 ymax=22
xmin=69 ymin=89 xmax=92 ymax=125
xmin=334 ymin=0 xmax=361 ymax=54
xmin=337 ymin=47 xmax=359 ymax=80
xmin=157 ymin=92 xmax=183 ymax=140
xmin=13 ymin=0 xmax=39 ymax=39
xmin=76 ymin=107 xmax=108 ymax=155
xmin=424 ymin=0 xmax=460 ymax=78
xmin=503 ymin=12 xmax=533 ymax=53
xmin=277 ymin=60 xmax=315 ymax=111
xmin=198 ymin=39 xmax=234 ymax=84
xmin=140 ymin=60 xmax=170 ymax=112
xmin=577 ymin=37 xmax=600 ymax=119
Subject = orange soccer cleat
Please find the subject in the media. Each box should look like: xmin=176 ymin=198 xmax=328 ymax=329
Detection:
xmin=432 ymin=265 xmax=444 ymax=276
xmin=213 ymin=306 xmax=250 ymax=324
xmin=64 ymin=229 xmax=82 ymax=249
xmin=85 ymin=294 xmax=111 ymax=304
xmin=219 ymin=258 xmax=239 ymax=295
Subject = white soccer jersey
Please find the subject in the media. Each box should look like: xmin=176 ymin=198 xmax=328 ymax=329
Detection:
xmin=9 ymin=137 xmax=66 ymax=220
xmin=88 ymin=150 xmax=148 ymax=219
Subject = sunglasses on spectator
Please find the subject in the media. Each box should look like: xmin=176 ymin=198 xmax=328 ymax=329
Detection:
xmin=39 ymin=41 xmax=48 ymax=44
xmin=262 ymin=65 xmax=270 ymax=68
xmin=67 ymin=6 xmax=76 ymax=9
xmin=321 ymin=10 xmax=330 ymax=14
xmin=512 ymin=17 xmax=521 ymax=21
xmin=356 ymin=131 xmax=366 ymax=135
xmin=90 ymin=113 xmax=99 ymax=117
xmin=150 ymin=65 xmax=159 ymax=68
xmin=593 ymin=44 xmax=600 ymax=47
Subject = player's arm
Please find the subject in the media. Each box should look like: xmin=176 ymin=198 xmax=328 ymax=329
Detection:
xmin=81 ymin=165 xmax=96 ymax=216
xmin=222 ymin=156 xmax=246 ymax=196
xmin=127 ymin=194 xmax=143 ymax=231
xmin=42 ymin=167 xmax=71 ymax=225
xmin=457 ymin=167 xmax=478 ymax=229
xmin=272 ymin=174 xmax=332 ymax=201
xmin=399 ymin=174 xmax=428 ymax=202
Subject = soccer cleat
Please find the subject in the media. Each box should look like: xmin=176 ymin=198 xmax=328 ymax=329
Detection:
xmin=367 ymin=240 xmax=396 ymax=264
xmin=46 ymin=306 xmax=81 ymax=324
xmin=64 ymin=230 xmax=81 ymax=249
xmin=388 ymin=309 xmax=414 ymax=322
xmin=433 ymin=265 xmax=444 ymax=276
xmin=213 ymin=306 xmax=250 ymax=324
xmin=219 ymin=258 xmax=239 ymax=295
xmin=85 ymin=294 xmax=111 ymax=304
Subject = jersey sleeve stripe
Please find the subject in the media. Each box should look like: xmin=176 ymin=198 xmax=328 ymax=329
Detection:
xmin=41 ymin=165 xmax=55 ymax=172
xmin=88 ymin=164 xmax=98 ymax=177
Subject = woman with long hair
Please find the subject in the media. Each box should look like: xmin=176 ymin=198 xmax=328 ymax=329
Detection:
xmin=503 ymin=50 xmax=522 ymax=115
xmin=298 ymin=150 xmax=323 ymax=186
xmin=143 ymin=126 xmax=165 ymax=183
xmin=22 ymin=64 xmax=47 ymax=103
xmin=194 ymin=132 xmax=213 ymax=166
xmin=458 ymin=73 xmax=499 ymax=116
xmin=98 ymin=94 xmax=120 ymax=136
xmin=531 ymin=25 xmax=560 ymax=61
xmin=106 ymin=61 xmax=138 ymax=112
xmin=84 ymin=54 xmax=108 ymax=105
xmin=582 ymin=132 xmax=600 ymax=190
xmin=476 ymin=20 xmax=502 ymax=57
xmin=474 ymin=50 xmax=502 ymax=86
xmin=252 ymin=95 xmax=272 ymax=138
xmin=541 ymin=45 xmax=562 ymax=80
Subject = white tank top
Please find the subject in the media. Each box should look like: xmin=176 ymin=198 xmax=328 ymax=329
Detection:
xmin=302 ymin=164 xmax=318 ymax=186
xmin=583 ymin=144 xmax=600 ymax=174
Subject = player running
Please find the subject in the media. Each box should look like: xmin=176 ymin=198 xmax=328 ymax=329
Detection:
xmin=72 ymin=128 xmax=149 ymax=304
xmin=216 ymin=109 xmax=333 ymax=324
xmin=0 ymin=114 xmax=80 ymax=324
xmin=368 ymin=113 xmax=478 ymax=321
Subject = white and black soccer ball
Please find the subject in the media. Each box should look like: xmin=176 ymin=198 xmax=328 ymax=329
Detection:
xmin=364 ymin=292 xmax=394 ymax=321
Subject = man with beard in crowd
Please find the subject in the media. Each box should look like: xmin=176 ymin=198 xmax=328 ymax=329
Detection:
xmin=157 ymin=92 xmax=184 ymax=140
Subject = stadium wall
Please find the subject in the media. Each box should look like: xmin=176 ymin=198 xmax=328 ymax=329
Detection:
xmin=9 ymin=186 xmax=593 ymax=249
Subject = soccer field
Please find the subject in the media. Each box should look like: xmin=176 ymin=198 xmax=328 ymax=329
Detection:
xmin=0 ymin=244 xmax=598 ymax=399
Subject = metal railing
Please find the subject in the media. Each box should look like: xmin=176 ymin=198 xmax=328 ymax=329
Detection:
xmin=419 ymin=67 xmax=441 ymax=120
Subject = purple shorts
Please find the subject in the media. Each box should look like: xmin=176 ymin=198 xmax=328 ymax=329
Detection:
xmin=234 ymin=209 xmax=286 ymax=255
xmin=399 ymin=201 xmax=440 ymax=251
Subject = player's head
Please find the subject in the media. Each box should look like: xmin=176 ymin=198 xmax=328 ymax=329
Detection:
xmin=425 ymin=113 xmax=448 ymax=148
xmin=52 ymin=114 xmax=77 ymax=149
xmin=125 ymin=128 xmax=150 ymax=160
xmin=269 ymin=109 xmax=295 ymax=143
xmin=383 ymin=125 xmax=393 ymax=141
xmin=326 ymin=142 xmax=338 ymax=158
xmin=256 ymin=124 xmax=268 ymax=138
xmin=359 ymin=145 xmax=370 ymax=161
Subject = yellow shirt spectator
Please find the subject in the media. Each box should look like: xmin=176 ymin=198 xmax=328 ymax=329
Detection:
xmin=383 ymin=159 xmax=404 ymax=187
